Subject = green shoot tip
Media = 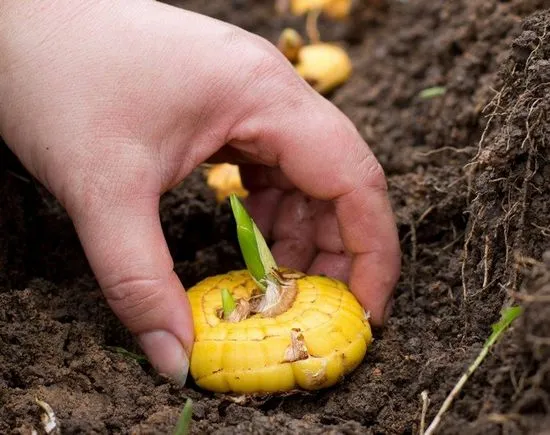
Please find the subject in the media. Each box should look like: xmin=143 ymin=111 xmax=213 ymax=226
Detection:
xmin=221 ymin=288 xmax=236 ymax=318
xmin=173 ymin=398 xmax=193 ymax=435
xmin=419 ymin=86 xmax=446 ymax=99
xmin=229 ymin=194 xmax=278 ymax=290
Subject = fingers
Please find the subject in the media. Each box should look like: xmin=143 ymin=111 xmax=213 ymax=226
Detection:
xmin=308 ymin=202 xmax=350 ymax=281
xmin=241 ymin=168 xmax=350 ymax=278
xmin=244 ymin=184 xmax=353 ymax=283
xmin=229 ymin=92 xmax=401 ymax=326
xmin=309 ymin=253 xmax=351 ymax=282
xmin=244 ymin=189 xmax=318 ymax=271
xmin=69 ymin=187 xmax=193 ymax=384
xmin=242 ymin=187 xmax=283 ymax=237
xmin=240 ymin=164 xmax=294 ymax=192
xmin=270 ymin=192 xmax=318 ymax=271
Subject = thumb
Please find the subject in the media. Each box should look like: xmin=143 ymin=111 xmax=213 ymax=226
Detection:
xmin=70 ymin=189 xmax=193 ymax=385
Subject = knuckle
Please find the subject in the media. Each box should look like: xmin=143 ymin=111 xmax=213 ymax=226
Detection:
xmin=214 ymin=27 xmax=306 ymax=119
xmin=247 ymin=48 xmax=287 ymax=85
xmin=60 ymin=169 xmax=108 ymax=219
xmin=356 ymin=151 xmax=387 ymax=192
xmin=102 ymin=276 xmax=164 ymax=326
xmin=245 ymin=31 xmax=285 ymax=60
xmin=219 ymin=26 xmax=282 ymax=75
xmin=322 ymin=114 xmax=388 ymax=194
xmin=219 ymin=25 xmax=242 ymax=52
xmin=237 ymin=33 xmax=297 ymax=91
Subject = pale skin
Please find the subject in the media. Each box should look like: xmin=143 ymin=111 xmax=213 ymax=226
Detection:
xmin=0 ymin=0 xmax=401 ymax=384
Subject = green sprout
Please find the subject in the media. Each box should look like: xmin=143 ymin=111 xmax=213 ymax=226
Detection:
xmin=229 ymin=194 xmax=278 ymax=291
xmin=419 ymin=86 xmax=446 ymax=99
xmin=423 ymin=306 xmax=524 ymax=435
xmin=173 ymin=398 xmax=193 ymax=435
xmin=221 ymin=288 xmax=236 ymax=318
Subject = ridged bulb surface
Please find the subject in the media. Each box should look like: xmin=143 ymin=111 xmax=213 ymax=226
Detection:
xmin=188 ymin=270 xmax=372 ymax=394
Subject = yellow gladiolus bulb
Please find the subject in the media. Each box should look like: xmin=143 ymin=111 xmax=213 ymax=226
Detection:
xmin=290 ymin=0 xmax=352 ymax=19
xmin=290 ymin=0 xmax=325 ymax=15
xmin=188 ymin=269 xmax=372 ymax=394
xmin=295 ymin=43 xmax=352 ymax=94
xmin=277 ymin=28 xmax=305 ymax=63
xmin=323 ymin=0 xmax=352 ymax=19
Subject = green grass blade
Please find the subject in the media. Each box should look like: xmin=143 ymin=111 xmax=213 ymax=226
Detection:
xmin=485 ymin=305 xmax=524 ymax=348
xmin=424 ymin=305 xmax=523 ymax=435
xmin=173 ymin=398 xmax=193 ymax=435
xmin=419 ymin=86 xmax=446 ymax=99
xmin=229 ymin=194 xmax=277 ymax=287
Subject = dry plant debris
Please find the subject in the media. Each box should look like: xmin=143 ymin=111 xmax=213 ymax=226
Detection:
xmin=35 ymin=398 xmax=60 ymax=435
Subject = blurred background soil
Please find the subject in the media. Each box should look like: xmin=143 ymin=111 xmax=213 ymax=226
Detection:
xmin=1 ymin=0 xmax=549 ymax=433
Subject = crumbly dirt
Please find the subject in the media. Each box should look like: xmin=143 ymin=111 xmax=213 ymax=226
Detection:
xmin=1 ymin=0 xmax=549 ymax=434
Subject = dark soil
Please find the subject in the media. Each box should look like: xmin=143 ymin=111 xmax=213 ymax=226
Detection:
xmin=1 ymin=0 xmax=549 ymax=433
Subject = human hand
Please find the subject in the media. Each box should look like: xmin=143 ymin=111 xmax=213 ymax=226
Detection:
xmin=0 ymin=0 xmax=400 ymax=384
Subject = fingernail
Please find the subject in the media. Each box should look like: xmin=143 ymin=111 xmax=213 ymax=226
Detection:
xmin=383 ymin=298 xmax=394 ymax=324
xmin=138 ymin=330 xmax=189 ymax=386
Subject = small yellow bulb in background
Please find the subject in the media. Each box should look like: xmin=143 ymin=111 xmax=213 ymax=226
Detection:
xmin=205 ymin=164 xmax=248 ymax=203
xmin=294 ymin=42 xmax=352 ymax=94
xmin=322 ymin=0 xmax=352 ymax=19
xmin=289 ymin=0 xmax=352 ymax=19
xmin=278 ymin=28 xmax=352 ymax=95
xmin=277 ymin=28 xmax=304 ymax=63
